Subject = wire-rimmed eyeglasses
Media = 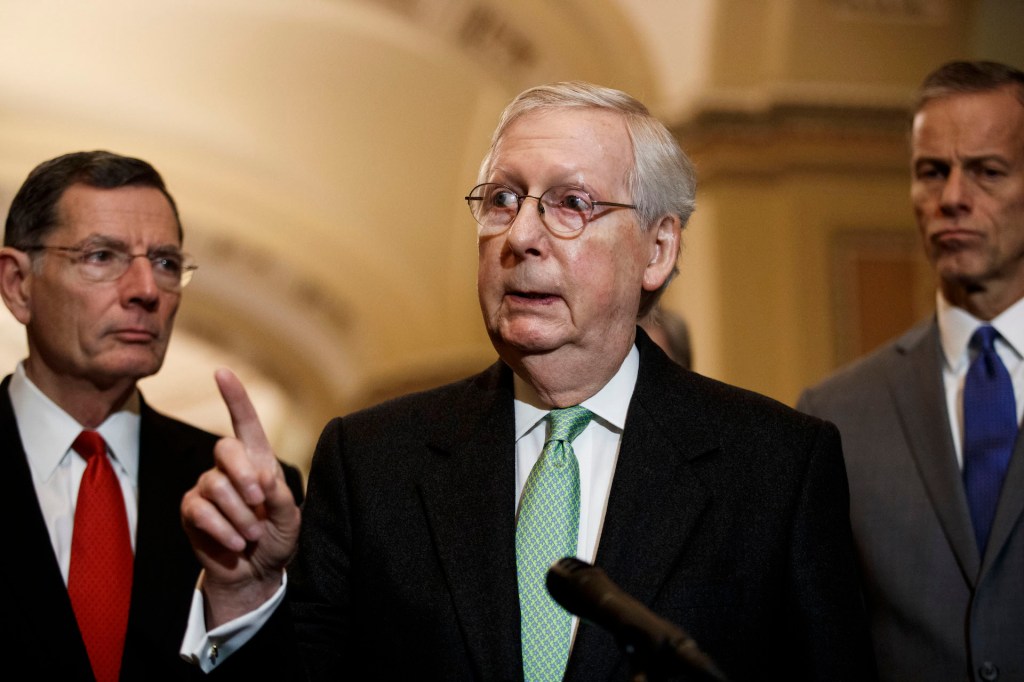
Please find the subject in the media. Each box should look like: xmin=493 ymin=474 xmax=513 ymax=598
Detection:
xmin=22 ymin=244 xmax=198 ymax=291
xmin=465 ymin=183 xmax=637 ymax=236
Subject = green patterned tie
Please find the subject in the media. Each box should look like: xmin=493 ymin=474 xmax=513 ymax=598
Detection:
xmin=516 ymin=405 xmax=594 ymax=682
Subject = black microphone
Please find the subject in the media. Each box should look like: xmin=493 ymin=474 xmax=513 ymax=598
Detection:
xmin=547 ymin=557 xmax=729 ymax=682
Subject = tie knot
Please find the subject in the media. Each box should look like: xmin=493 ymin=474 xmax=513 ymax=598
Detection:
xmin=72 ymin=430 xmax=107 ymax=461
xmin=547 ymin=406 xmax=593 ymax=444
xmin=972 ymin=325 xmax=1000 ymax=353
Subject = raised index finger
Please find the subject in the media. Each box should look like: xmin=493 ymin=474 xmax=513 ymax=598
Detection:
xmin=214 ymin=367 xmax=274 ymax=464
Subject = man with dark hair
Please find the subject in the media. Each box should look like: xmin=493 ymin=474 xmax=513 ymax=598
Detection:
xmin=799 ymin=60 xmax=1024 ymax=682
xmin=0 ymin=150 xmax=302 ymax=682
xmin=639 ymin=305 xmax=694 ymax=370
xmin=182 ymin=82 xmax=872 ymax=681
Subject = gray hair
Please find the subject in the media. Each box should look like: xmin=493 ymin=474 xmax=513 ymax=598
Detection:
xmin=478 ymin=81 xmax=696 ymax=315
xmin=915 ymin=60 xmax=1024 ymax=113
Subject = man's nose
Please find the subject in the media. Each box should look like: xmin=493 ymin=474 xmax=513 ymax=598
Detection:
xmin=506 ymin=196 xmax=549 ymax=253
xmin=939 ymin=166 xmax=972 ymax=215
xmin=119 ymin=255 xmax=161 ymax=304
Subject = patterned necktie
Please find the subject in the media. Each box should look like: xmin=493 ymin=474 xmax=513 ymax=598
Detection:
xmin=962 ymin=325 xmax=1017 ymax=556
xmin=516 ymin=405 xmax=593 ymax=682
xmin=67 ymin=430 xmax=133 ymax=682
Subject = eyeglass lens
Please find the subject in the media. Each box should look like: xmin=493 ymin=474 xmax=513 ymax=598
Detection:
xmin=467 ymin=184 xmax=595 ymax=234
xmin=45 ymin=246 xmax=195 ymax=290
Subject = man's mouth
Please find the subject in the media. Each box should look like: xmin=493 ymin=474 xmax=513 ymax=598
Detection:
xmin=111 ymin=327 xmax=158 ymax=341
xmin=932 ymin=226 xmax=981 ymax=247
xmin=505 ymin=290 xmax=563 ymax=308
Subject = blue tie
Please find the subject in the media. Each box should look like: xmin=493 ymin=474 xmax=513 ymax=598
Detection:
xmin=962 ymin=325 xmax=1017 ymax=555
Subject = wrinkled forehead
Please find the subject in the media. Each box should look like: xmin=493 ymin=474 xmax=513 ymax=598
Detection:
xmin=53 ymin=184 xmax=181 ymax=245
xmin=487 ymin=108 xmax=634 ymax=189
xmin=912 ymin=89 xmax=1024 ymax=155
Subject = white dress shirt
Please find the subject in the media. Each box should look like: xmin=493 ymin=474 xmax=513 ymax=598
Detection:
xmin=937 ymin=292 xmax=1024 ymax=468
xmin=513 ymin=345 xmax=636 ymax=562
xmin=513 ymin=344 xmax=637 ymax=646
xmin=10 ymin=361 xmax=141 ymax=583
xmin=182 ymin=346 xmax=640 ymax=671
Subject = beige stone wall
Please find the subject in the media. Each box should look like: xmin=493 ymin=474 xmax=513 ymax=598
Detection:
xmin=0 ymin=0 xmax=1020 ymax=472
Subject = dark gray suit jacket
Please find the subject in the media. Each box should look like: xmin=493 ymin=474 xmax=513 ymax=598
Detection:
xmin=798 ymin=318 xmax=1024 ymax=682
xmin=218 ymin=330 xmax=873 ymax=681
xmin=0 ymin=375 xmax=303 ymax=682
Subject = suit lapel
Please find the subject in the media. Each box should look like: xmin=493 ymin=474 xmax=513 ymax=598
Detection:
xmin=567 ymin=333 xmax=718 ymax=681
xmin=129 ymin=403 xmax=190 ymax=640
xmin=983 ymin=407 xmax=1024 ymax=576
xmin=417 ymin=363 xmax=522 ymax=681
xmin=887 ymin=322 xmax=981 ymax=580
xmin=122 ymin=400 xmax=216 ymax=678
xmin=0 ymin=376 xmax=94 ymax=678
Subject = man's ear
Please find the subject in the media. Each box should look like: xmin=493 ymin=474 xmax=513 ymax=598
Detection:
xmin=0 ymin=247 xmax=35 ymax=325
xmin=642 ymin=214 xmax=681 ymax=293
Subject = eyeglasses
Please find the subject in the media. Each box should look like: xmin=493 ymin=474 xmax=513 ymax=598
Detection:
xmin=23 ymin=244 xmax=198 ymax=291
xmin=465 ymin=183 xmax=637 ymax=236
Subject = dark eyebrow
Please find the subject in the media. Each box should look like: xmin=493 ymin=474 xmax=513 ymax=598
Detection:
xmin=72 ymin=235 xmax=182 ymax=253
xmin=74 ymin=235 xmax=130 ymax=250
xmin=147 ymin=245 xmax=185 ymax=256
xmin=962 ymin=154 xmax=1012 ymax=168
xmin=914 ymin=153 xmax=1011 ymax=167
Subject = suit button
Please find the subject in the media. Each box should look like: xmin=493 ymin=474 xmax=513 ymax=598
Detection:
xmin=979 ymin=662 xmax=999 ymax=681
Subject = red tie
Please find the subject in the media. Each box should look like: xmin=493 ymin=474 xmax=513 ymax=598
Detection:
xmin=67 ymin=430 xmax=133 ymax=682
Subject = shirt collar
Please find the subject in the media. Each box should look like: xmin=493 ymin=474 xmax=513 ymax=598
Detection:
xmin=10 ymin=362 xmax=142 ymax=484
xmin=937 ymin=291 xmax=1024 ymax=372
xmin=513 ymin=344 xmax=639 ymax=439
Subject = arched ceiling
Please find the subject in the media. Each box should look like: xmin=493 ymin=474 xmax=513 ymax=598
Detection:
xmin=0 ymin=0 xmax=710 ymax=469
xmin=0 ymin=0 xmax=1019 ymax=470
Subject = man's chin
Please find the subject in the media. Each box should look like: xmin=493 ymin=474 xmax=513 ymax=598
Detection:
xmin=97 ymin=352 xmax=166 ymax=384
xmin=489 ymin=325 xmax=568 ymax=358
xmin=935 ymin=258 xmax=988 ymax=289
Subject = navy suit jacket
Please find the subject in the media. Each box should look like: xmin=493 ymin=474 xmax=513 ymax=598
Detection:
xmin=0 ymin=375 xmax=303 ymax=681
xmin=215 ymin=330 xmax=874 ymax=681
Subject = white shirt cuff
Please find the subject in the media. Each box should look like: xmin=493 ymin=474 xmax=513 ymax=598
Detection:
xmin=179 ymin=570 xmax=288 ymax=673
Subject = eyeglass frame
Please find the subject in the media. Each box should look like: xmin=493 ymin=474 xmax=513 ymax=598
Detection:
xmin=465 ymin=182 xmax=638 ymax=235
xmin=19 ymin=243 xmax=198 ymax=291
